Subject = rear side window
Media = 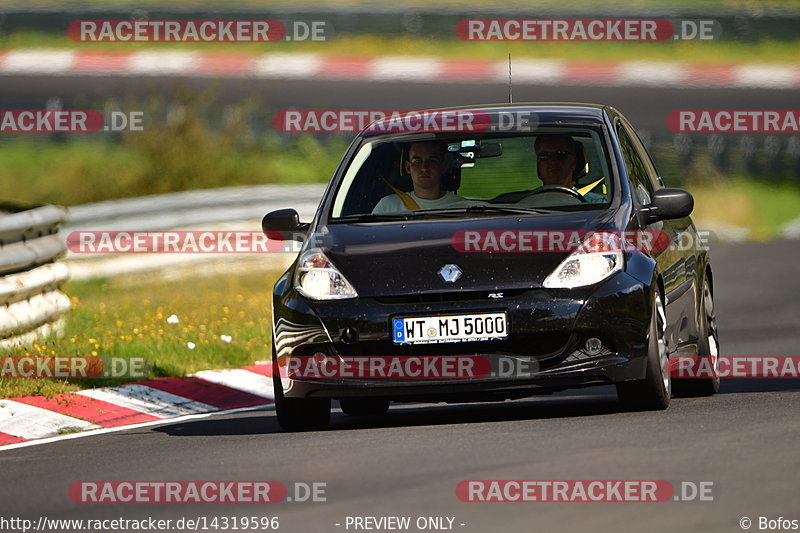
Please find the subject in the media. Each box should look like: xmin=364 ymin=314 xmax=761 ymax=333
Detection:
xmin=617 ymin=125 xmax=653 ymax=206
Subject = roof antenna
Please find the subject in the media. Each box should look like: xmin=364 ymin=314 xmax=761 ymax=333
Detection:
xmin=508 ymin=53 xmax=513 ymax=104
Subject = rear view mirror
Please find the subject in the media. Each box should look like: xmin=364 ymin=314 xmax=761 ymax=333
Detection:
xmin=262 ymin=209 xmax=310 ymax=242
xmin=447 ymin=141 xmax=503 ymax=168
xmin=478 ymin=142 xmax=503 ymax=157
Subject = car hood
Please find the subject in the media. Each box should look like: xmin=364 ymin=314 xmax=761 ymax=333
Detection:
xmin=312 ymin=210 xmax=621 ymax=298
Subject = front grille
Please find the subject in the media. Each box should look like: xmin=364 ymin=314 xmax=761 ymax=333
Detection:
xmin=376 ymin=289 xmax=527 ymax=305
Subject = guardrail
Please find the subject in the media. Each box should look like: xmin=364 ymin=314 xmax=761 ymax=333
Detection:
xmin=0 ymin=205 xmax=71 ymax=349
xmin=64 ymin=184 xmax=325 ymax=233
xmin=63 ymin=184 xmax=325 ymax=280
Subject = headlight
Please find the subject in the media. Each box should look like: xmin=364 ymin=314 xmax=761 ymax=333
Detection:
xmin=294 ymin=250 xmax=357 ymax=300
xmin=543 ymin=233 xmax=624 ymax=288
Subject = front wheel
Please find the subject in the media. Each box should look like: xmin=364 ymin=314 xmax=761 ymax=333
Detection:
xmin=617 ymin=289 xmax=671 ymax=411
xmin=272 ymin=359 xmax=331 ymax=432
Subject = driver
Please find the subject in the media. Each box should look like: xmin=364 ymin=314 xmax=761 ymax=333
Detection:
xmin=518 ymin=134 xmax=605 ymax=205
xmin=372 ymin=142 xmax=477 ymax=213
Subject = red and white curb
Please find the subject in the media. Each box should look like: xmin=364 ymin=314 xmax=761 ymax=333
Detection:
xmin=0 ymin=363 xmax=274 ymax=450
xmin=1 ymin=49 xmax=799 ymax=88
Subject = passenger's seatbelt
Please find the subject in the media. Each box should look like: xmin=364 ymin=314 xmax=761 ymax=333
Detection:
xmin=577 ymin=177 xmax=605 ymax=197
xmin=379 ymin=175 xmax=420 ymax=210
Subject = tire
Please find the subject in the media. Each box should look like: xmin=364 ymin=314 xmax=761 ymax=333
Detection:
xmin=339 ymin=398 xmax=390 ymax=416
xmin=617 ymin=289 xmax=671 ymax=411
xmin=673 ymin=278 xmax=720 ymax=397
xmin=272 ymin=359 xmax=331 ymax=432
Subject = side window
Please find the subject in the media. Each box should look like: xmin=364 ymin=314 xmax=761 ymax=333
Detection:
xmin=623 ymin=123 xmax=663 ymax=189
xmin=617 ymin=125 xmax=653 ymax=206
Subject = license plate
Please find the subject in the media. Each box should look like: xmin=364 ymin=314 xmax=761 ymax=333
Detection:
xmin=392 ymin=312 xmax=507 ymax=344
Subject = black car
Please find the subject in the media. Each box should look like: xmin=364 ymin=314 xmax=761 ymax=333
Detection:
xmin=262 ymin=103 xmax=719 ymax=431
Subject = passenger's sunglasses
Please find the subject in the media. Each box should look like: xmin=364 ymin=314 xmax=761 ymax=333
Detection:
xmin=537 ymin=151 xmax=572 ymax=161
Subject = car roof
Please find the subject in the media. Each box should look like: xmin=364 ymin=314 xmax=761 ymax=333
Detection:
xmin=360 ymin=103 xmax=614 ymax=137
xmin=406 ymin=102 xmax=609 ymax=114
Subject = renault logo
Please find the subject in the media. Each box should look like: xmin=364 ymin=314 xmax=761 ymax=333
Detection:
xmin=438 ymin=264 xmax=462 ymax=283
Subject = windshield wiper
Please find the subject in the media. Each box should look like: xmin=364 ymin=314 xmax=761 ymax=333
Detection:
xmin=334 ymin=205 xmax=564 ymax=222
xmin=406 ymin=209 xmax=476 ymax=218
xmin=462 ymin=205 xmax=564 ymax=215
xmin=398 ymin=206 xmax=564 ymax=218
xmin=334 ymin=213 xmax=411 ymax=222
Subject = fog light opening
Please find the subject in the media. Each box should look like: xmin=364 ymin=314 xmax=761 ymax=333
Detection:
xmin=584 ymin=337 xmax=603 ymax=356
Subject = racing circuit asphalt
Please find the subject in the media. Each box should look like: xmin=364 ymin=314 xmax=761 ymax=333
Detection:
xmin=1 ymin=239 xmax=798 ymax=533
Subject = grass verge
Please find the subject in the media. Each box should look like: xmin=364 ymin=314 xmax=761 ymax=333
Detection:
xmin=0 ymin=134 xmax=347 ymax=206
xmin=688 ymin=177 xmax=800 ymax=239
xmin=0 ymin=267 xmax=285 ymax=399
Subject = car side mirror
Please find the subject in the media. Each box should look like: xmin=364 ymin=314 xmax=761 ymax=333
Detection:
xmin=640 ymin=188 xmax=694 ymax=225
xmin=261 ymin=209 xmax=310 ymax=242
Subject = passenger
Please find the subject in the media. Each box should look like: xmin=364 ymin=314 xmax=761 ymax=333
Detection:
xmin=372 ymin=142 xmax=476 ymax=213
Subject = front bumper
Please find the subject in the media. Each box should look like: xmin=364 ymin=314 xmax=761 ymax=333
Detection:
xmin=273 ymin=271 xmax=652 ymax=400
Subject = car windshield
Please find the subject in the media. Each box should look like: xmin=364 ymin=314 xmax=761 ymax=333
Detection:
xmin=330 ymin=127 xmax=613 ymax=220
